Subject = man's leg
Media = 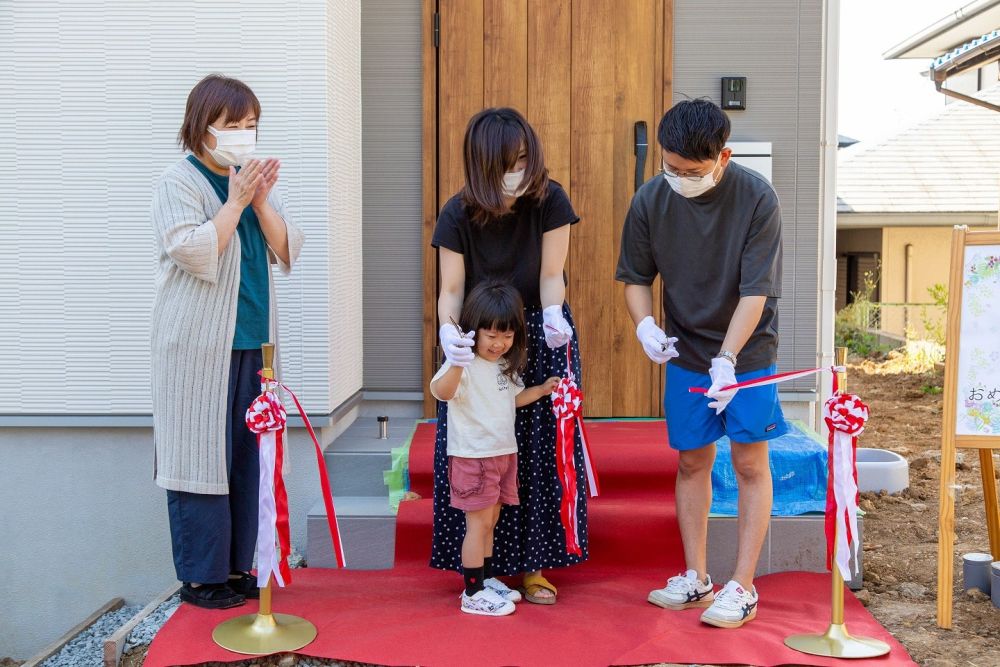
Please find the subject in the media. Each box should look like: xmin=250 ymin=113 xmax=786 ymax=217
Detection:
xmin=676 ymin=443 xmax=717 ymax=579
xmin=729 ymin=440 xmax=772 ymax=589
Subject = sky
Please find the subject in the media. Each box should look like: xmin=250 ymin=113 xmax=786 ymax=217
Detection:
xmin=838 ymin=0 xmax=975 ymax=149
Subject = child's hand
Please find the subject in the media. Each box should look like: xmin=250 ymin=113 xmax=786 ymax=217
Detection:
xmin=541 ymin=376 xmax=561 ymax=395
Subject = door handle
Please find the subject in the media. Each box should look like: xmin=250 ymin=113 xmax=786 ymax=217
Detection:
xmin=634 ymin=121 xmax=648 ymax=193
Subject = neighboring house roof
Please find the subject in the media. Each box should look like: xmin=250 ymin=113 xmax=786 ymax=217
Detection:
xmin=884 ymin=0 xmax=1000 ymax=59
xmin=837 ymin=85 xmax=1000 ymax=214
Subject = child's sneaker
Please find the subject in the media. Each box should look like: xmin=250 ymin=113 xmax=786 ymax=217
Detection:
xmin=484 ymin=577 xmax=522 ymax=603
xmin=461 ymin=587 xmax=516 ymax=616
xmin=700 ymin=579 xmax=758 ymax=628
xmin=648 ymin=569 xmax=715 ymax=610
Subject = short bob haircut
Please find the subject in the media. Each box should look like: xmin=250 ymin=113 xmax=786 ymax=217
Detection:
xmin=461 ymin=107 xmax=549 ymax=225
xmin=178 ymin=74 xmax=261 ymax=153
xmin=657 ymin=98 xmax=731 ymax=163
xmin=458 ymin=280 xmax=527 ymax=381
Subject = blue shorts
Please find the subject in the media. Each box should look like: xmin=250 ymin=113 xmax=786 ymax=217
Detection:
xmin=664 ymin=362 xmax=788 ymax=450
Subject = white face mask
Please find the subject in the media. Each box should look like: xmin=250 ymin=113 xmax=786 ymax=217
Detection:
xmin=204 ymin=126 xmax=257 ymax=167
xmin=663 ymin=155 xmax=721 ymax=198
xmin=502 ymin=169 xmax=528 ymax=198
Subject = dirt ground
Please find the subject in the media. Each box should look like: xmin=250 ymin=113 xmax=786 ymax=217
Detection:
xmin=850 ymin=357 xmax=1000 ymax=667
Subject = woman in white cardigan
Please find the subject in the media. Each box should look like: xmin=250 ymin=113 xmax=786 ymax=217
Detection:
xmin=151 ymin=74 xmax=304 ymax=609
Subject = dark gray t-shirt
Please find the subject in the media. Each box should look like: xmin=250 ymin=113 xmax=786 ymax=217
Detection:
xmin=615 ymin=161 xmax=782 ymax=373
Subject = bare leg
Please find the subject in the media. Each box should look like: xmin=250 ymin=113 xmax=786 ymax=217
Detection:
xmin=730 ymin=440 xmax=772 ymax=589
xmin=675 ymin=444 xmax=717 ymax=580
xmin=462 ymin=507 xmax=494 ymax=569
xmin=485 ymin=503 xmax=501 ymax=561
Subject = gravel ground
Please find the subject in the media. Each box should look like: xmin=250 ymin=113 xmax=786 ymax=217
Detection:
xmin=123 ymin=594 xmax=181 ymax=652
xmin=39 ymin=603 xmax=142 ymax=667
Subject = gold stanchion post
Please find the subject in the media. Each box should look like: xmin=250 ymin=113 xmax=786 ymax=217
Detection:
xmin=213 ymin=343 xmax=318 ymax=654
xmin=784 ymin=347 xmax=890 ymax=659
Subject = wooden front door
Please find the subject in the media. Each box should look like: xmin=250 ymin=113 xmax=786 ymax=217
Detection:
xmin=422 ymin=0 xmax=673 ymax=417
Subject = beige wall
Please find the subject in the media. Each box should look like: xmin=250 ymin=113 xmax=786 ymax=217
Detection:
xmin=880 ymin=226 xmax=952 ymax=338
xmin=837 ymin=228 xmax=882 ymax=253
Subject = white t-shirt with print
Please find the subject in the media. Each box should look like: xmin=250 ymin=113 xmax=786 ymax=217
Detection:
xmin=430 ymin=356 xmax=524 ymax=458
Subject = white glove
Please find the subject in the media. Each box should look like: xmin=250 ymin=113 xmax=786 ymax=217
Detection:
xmin=706 ymin=357 xmax=739 ymax=415
xmin=439 ymin=323 xmax=475 ymax=367
xmin=635 ymin=316 xmax=679 ymax=364
xmin=542 ymin=305 xmax=574 ymax=349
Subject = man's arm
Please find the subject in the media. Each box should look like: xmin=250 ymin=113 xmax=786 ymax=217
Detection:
xmin=720 ymin=295 xmax=767 ymax=358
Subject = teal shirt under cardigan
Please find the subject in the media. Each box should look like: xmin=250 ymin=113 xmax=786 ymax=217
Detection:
xmin=186 ymin=155 xmax=270 ymax=349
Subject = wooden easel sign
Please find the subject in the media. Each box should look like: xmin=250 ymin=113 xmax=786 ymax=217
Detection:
xmin=937 ymin=225 xmax=1000 ymax=628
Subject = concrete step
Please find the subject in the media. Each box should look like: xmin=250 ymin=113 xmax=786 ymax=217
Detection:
xmin=326 ymin=451 xmax=392 ymax=496
xmin=707 ymin=513 xmax=863 ymax=589
xmin=306 ymin=496 xmax=395 ymax=570
xmin=322 ymin=416 xmax=419 ymax=497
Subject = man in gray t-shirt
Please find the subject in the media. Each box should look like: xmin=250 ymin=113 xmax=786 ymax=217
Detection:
xmin=616 ymin=99 xmax=786 ymax=629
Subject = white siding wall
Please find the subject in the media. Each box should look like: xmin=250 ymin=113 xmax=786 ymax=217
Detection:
xmin=0 ymin=0 xmax=362 ymax=416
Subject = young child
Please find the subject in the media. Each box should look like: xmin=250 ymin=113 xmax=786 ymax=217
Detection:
xmin=430 ymin=281 xmax=560 ymax=616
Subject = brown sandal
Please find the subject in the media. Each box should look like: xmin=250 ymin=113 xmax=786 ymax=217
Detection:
xmin=522 ymin=572 xmax=557 ymax=605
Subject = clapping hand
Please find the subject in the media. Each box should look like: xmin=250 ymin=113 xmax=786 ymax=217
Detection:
xmin=251 ymin=158 xmax=280 ymax=209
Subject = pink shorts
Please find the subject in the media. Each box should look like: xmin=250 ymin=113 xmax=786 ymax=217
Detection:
xmin=448 ymin=454 xmax=519 ymax=511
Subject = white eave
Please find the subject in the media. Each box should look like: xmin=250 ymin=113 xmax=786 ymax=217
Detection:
xmin=884 ymin=0 xmax=1000 ymax=59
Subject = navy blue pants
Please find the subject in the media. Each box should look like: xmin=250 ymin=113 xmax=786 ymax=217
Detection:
xmin=166 ymin=349 xmax=262 ymax=584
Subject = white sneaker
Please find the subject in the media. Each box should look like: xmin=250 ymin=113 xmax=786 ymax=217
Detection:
xmin=484 ymin=577 xmax=522 ymax=603
xmin=647 ymin=569 xmax=715 ymax=610
xmin=700 ymin=579 xmax=758 ymax=628
xmin=461 ymin=587 xmax=516 ymax=616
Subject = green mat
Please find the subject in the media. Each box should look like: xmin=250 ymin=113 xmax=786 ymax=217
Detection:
xmin=382 ymin=421 xmax=427 ymax=513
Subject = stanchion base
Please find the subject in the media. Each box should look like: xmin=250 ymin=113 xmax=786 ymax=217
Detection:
xmin=785 ymin=623 xmax=890 ymax=659
xmin=213 ymin=612 xmax=317 ymax=655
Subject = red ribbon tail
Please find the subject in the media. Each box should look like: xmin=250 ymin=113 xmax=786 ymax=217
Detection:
xmin=274 ymin=429 xmax=293 ymax=584
xmin=281 ymin=383 xmax=347 ymax=568
xmin=556 ymin=417 xmax=581 ymax=555
xmin=577 ymin=416 xmax=600 ymax=497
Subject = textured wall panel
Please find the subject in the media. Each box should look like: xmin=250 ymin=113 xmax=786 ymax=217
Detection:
xmin=327 ymin=0 xmax=365 ymax=407
xmin=361 ymin=0 xmax=424 ymax=391
xmin=2 ymin=0 xmax=363 ymax=414
xmin=672 ymin=0 xmax=823 ymax=392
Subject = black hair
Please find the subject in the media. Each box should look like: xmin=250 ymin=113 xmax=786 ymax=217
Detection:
xmin=657 ymin=98 xmax=731 ymax=162
xmin=458 ymin=281 xmax=527 ymax=380
xmin=461 ymin=107 xmax=549 ymax=225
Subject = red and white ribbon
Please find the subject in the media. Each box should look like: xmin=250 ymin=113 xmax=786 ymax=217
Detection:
xmin=245 ymin=388 xmax=291 ymax=587
xmin=246 ymin=375 xmax=347 ymax=588
xmin=686 ymin=362 xmax=865 ymax=580
xmin=824 ymin=391 xmax=867 ymax=580
xmin=687 ymin=366 xmax=845 ymax=394
xmin=550 ymin=342 xmax=600 ymax=556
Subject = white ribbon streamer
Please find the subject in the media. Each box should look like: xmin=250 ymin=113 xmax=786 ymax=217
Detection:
xmin=255 ymin=429 xmax=285 ymax=588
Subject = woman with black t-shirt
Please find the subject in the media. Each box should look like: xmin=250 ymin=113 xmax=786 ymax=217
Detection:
xmin=430 ymin=107 xmax=587 ymax=605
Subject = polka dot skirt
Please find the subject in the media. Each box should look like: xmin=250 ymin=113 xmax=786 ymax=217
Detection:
xmin=429 ymin=304 xmax=590 ymax=575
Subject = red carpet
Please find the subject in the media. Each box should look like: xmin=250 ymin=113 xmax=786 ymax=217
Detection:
xmin=146 ymin=421 xmax=915 ymax=667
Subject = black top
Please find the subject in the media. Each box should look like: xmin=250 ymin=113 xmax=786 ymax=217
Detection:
xmin=615 ymin=161 xmax=783 ymax=373
xmin=432 ymin=181 xmax=580 ymax=307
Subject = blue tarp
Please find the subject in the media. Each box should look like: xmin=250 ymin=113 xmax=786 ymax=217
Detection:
xmin=710 ymin=420 xmax=827 ymax=516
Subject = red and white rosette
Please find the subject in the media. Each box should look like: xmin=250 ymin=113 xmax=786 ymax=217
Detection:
xmin=246 ymin=387 xmax=292 ymax=588
xmin=550 ymin=342 xmax=600 ymax=556
xmin=246 ymin=375 xmax=347 ymax=589
xmin=823 ymin=392 xmax=868 ymax=581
